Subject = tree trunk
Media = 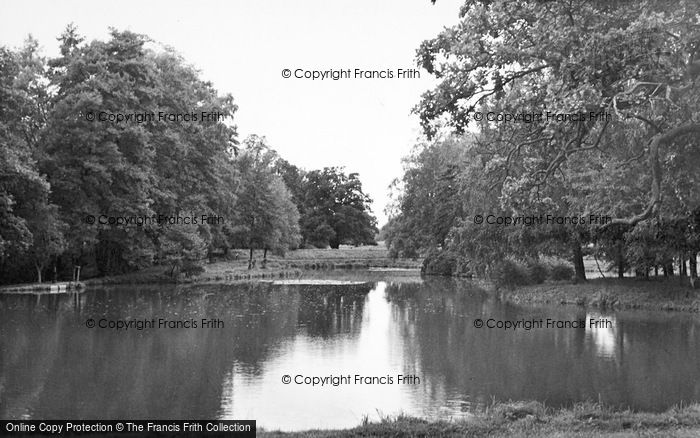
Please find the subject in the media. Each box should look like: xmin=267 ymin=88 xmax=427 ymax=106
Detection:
xmin=262 ymin=248 xmax=268 ymax=269
xmin=664 ymin=262 xmax=674 ymax=277
xmin=680 ymin=253 xmax=687 ymax=277
xmin=248 ymin=248 xmax=254 ymax=270
xmin=35 ymin=263 xmax=42 ymax=283
xmin=689 ymin=253 xmax=697 ymax=288
xmin=594 ymin=253 xmax=606 ymax=278
xmin=678 ymin=254 xmax=684 ymax=285
xmin=617 ymin=241 xmax=625 ymax=278
xmin=572 ymin=243 xmax=586 ymax=282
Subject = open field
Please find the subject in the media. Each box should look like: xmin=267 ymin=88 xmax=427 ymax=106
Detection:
xmin=227 ymin=244 xmax=419 ymax=267
xmin=260 ymin=401 xmax=700 ymax=438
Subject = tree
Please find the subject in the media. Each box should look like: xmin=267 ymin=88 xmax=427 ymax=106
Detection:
xmin=159 ymin=222 xmax=207 ymax=279
xmin=232 ymin=135 xmax=300 ymax=267
xmin=410 ymin=0 xmax=700 ymax=280
xmin=0 ymin=40 xmax=67 ymax=283
xmin=420 ymin=0 xmax=700 ymax=218
xmin=38 ymin=26 xmax=238 ymax=277
xmin=0 ymin=26 xmax=242 ymax=283
xmin=301 ymin=167 xmax=377 ymax=248
xmin=386 ymin=137 xmax=467 ymax=255
xmin=264 ymin=177 xmax=301 ymax=262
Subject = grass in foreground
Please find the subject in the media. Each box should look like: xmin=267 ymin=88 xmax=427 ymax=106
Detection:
xmin=259 ymin=401 xmax=700 ymax=437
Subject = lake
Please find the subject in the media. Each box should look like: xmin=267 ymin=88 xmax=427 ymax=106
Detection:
xmin=1 ymin=272 xmax=699 ymax=431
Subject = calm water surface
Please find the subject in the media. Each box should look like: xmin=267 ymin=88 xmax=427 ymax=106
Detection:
xmin=1 ymin=273 xmax=699 ymax=430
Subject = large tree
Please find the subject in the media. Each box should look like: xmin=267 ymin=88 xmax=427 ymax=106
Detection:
xmin=301 ymin=167 xmax=377 ymax=248
xmin=231 ymin=135 xmax=300 ymax=267
xmin=412 ymin=0 xmax=700 ymax=280
xmin=0 ymin=40 xmax=66 ymax=283
xmin=39 ymin=26 xmax=238 ymax=276
xmin=385 ymin=137 xmax=467 ymax=257
xmin=1 ymin=26 xmax=241 ymax=283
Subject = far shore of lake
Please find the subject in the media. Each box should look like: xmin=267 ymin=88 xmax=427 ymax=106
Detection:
xmin=81 ymin=246 xmax=421 ymax=287
xmin=82 ymin=260 xmax=700 ymax=314
xmin=259 ymin=401 xmax=700 ymax=438
xmin=2 ymin=247 xmax=698 ymax=315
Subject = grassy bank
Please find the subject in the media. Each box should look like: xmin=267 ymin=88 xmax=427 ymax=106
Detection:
xmin=258 ymin=246 xmax=420 ymax=270
xmin=500 ymin=278 xmax=700 ymax=312
xmin=260 ymin=401 xmax=700 ymax=437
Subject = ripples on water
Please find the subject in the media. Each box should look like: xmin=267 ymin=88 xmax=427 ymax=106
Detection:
xmin=1 ymin=273 xmax=699 ymax=430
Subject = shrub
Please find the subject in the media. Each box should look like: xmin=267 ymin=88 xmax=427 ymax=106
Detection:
xmin=182 ymin=261 xmax=205 ymax=278
xmin=422 ymin=248 xmax=459 ymax=276
xmin=492 ymin=259 xmax=531 ymax=289
xmin=526 ymin=260 xmax=549 ymax=284
xmin=550 ymin=263 xmax=574 ymax=281
xmin=388 ymin=237 xmax=419 ymax=259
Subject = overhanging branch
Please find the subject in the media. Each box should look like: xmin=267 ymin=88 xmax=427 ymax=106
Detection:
xmin=607 ymin=122 xmax=700 ymax=227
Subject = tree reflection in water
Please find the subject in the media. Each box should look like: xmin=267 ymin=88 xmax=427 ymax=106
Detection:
xmin=1 ymin=278 xmax=699 ymax=426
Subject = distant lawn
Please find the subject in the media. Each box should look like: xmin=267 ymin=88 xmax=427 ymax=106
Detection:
xmin=217 ymin=244 xmax=392 ymax=262
xmin=274 ymin=245 xmax=391 ymax=260
xmin=84 ymin=244 xmax=420 ymax=286
xmin=259 ymin=401 xmax=700 ymax=437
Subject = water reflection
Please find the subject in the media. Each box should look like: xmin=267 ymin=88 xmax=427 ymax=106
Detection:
xmin=585 ymin=312 xmax=618 ymax=358
xmin=1 ymin=277 xmax=699 ymax=430
xmin=384 ymin=279 xmax=700 ymax=415
xmin=221 ymin=282 xmax=418 ymax=430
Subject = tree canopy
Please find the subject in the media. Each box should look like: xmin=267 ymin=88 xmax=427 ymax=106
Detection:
xmin=388 ymin=0 xmax=700 ymax=283
xmin=0 ymin=26 xmax=377 ymax=283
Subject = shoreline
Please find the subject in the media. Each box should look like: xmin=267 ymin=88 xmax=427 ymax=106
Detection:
xmin=259 ymin=401 xmax=700 ymax=437
xmin=82 ymin=259 xmax=421 ymax=287
xmin=3 ymin=253 xmax=698 ymax=315
xmin=0 ymin=281 xmax=85 ymax=294
xmin=0 ymin=247 xmax=421 ymax=290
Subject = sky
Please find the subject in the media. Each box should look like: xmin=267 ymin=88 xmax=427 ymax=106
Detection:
xmin=0 ymin=0 xmax=464 ymax=226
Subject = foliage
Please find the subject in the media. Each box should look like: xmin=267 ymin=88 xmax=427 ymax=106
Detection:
xmin=491 ymin=259 xmax=532 ymax=289
xmin=386 ymin=137 xmax=467 ymax=253
xmin=159 ymin=223 xmax=207 ymax=279
xmin=0 ymin=40 xmax=66 ymax=282
xmin=383 ymin=216 xmax=420 ymax=259
xmin=300 ymin=167 xmax=378 ymax=248
xmin=0 ymin=26 xmax=376 ymax=284
xmin=25 ymin=27 xmax=241 ymax=279
xmin=421 ymin=248 xmax=462 ymax=276
xmin=550 ymin=263 xmax=575 ymax=282
xmin=229 ymin=135 xmax=301 ymax=261
xmin=525 ymin=259 xmax=549 ymax=284
xmin=387 ymin=0 xmax=700 ymax=285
